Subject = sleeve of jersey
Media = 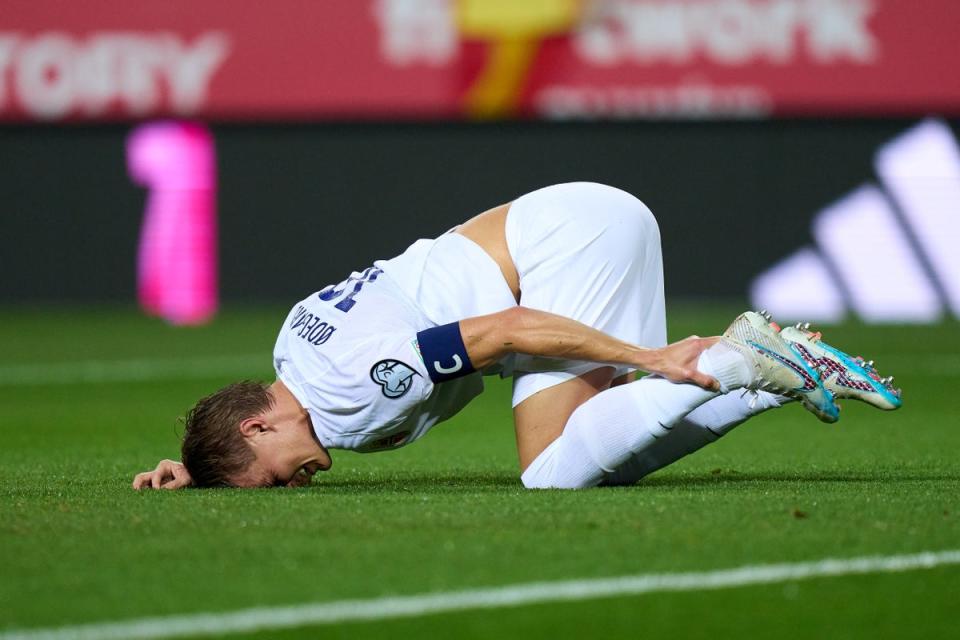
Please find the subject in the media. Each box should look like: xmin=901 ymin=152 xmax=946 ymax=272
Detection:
xmin=415 ymin=322 xmax=477 ymax=383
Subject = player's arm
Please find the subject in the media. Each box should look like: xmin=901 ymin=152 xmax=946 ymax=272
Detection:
xmin=417 ymin=306 xmax=718 ymax=390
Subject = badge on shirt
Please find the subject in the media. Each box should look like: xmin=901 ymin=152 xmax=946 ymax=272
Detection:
xmin=370 ymin=359 xmax=419 ymax=398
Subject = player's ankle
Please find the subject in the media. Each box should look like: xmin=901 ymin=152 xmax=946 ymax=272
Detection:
xmin=697 ymin=342 xmax=752 ymax=393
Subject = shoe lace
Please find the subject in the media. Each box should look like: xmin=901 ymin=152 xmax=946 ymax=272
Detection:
xmin=740 ymin=374 xmax=784 ymax=409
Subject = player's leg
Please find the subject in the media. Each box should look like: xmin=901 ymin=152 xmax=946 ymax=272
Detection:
xmin=503 ymin=184 xmax=820 ymax=489
xmin=518 ymin=340 xmax=752 ymax=488
xmin=520 ymin=310 xmax=841 ymax=488
xmin=505 ymin=181 xmax=697 ymax=483
xmin=600 ymin=389 xmax=790 ymax=486
xmin=513 ymin=366 xmax=616 ymax=470
xmin=596 ymin=315 xmax=903 ymax=486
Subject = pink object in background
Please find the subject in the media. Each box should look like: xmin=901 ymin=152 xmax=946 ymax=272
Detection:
xmin=127 ymin=121 xmax=218 ymax=325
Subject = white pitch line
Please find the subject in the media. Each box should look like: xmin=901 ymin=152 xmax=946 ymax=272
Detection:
xmin=2 ymin=550 xmax=958 ymax=640
xmin=0 ymin=355 xmax=268 ymax=386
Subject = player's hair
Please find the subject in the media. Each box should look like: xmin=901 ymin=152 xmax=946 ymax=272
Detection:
xmin=181 ymin=380 xmax=273 ymax=488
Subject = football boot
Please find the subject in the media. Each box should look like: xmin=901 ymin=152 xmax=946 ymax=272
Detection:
xmin=722 ymin=311 xmax=840 ymax=423
xmin=779 ymin=322 xmax=902 ymax=411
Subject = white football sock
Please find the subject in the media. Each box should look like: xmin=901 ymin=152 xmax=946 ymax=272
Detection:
xmin=601 ymin=390 xmax=790 ymax=486
xmin=521 ymin=347 xmax=742 ymax=489
xmin=687 ymin=388 xmax=789 ymax=437
xmin=697 ymin=340 xmax=753 ymax=393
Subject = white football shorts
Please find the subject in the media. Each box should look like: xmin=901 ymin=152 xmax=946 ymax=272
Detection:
xmin=505 ymin=182 xmax=667 ymax=406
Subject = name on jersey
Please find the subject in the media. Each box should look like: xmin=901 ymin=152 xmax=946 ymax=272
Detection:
xmin=289 ymin=305 xmax=337 ymax=346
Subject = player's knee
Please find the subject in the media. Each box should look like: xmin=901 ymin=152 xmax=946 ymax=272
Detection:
xmin=520 ymin=466 xmax=595 ymax=490
xmin=520 ymin=472 xmax=551 ymax=490
xmin=519 ymin=423 xmax=606 ymax=490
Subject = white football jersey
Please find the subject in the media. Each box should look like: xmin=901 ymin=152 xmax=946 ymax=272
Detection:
xmin=273 ymin=267 xmax=484 ymax=453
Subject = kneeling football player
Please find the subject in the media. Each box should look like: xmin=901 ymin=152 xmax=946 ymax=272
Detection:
xmin=133 ymin=183 xmax=901 ymax=490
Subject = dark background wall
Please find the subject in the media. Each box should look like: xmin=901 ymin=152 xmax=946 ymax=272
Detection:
xmin=2 ymin=119 xmax=950 ymax=303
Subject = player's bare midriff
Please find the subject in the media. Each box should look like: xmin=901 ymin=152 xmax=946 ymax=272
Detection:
xmin=454 ymin=202 xmax=521 ymax=303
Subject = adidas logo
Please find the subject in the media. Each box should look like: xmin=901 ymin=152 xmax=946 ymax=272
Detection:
xmin=750 ymin=119 xmax=960 ymax=324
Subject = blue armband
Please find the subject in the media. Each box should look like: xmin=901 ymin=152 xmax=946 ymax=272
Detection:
xmin=416 ymin=322 xmax=476 ymax=383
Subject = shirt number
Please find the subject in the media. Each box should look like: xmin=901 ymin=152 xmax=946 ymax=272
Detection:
xmin=318 ymin=266 xmax=382 ymax=312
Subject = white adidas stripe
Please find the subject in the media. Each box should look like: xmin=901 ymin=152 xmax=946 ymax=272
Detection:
xmin=2 ymin=550 xmax=958 ymax=640
xmin=814 ymin=184 xmax=941 ymax=322
xmin=877 ymin=119 xmax=960 ymax=316
xmin=752 ymin=118 xmax=960 ymax=324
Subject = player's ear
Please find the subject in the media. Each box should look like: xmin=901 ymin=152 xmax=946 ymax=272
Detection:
xmin=238 ymin=416 xmax=271 ymax=440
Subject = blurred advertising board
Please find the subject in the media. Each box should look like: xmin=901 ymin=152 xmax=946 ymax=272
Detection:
xmin=3 ymin=118 xmax=958 ymax=315
xmin=1 ymin=0 xmax=959 ymax=122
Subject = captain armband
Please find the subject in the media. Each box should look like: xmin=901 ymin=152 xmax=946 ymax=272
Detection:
xmin=415 ymin=322 xmax=476 ymax=383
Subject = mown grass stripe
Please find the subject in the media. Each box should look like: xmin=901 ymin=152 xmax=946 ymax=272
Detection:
xmin=2 ymin=550 xmax=958 ymax=640
xmin=0 ymin=355 xmax=267 ymax=385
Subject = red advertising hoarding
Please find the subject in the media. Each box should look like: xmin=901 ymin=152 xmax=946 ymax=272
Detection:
xmin=2 ymin=0 xmax=959 ymax=121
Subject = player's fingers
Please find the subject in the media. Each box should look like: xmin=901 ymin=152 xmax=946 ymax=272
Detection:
xmin=692 ymin=372 xmax=720 ymax=391
xmin=149 ymin=470 xmax=167 ymax=489
xmin=161 ymin=476 xmax=189 ymax=490
xmin=161 ymin=469 xmax=183 ymax=489
xmin=135 ymin=472 xmax=159 ymax=490
xmin=171 ymin=467 xmax=193 ymax=488
xmin=679 ymin=365 xmax=716 ymax=390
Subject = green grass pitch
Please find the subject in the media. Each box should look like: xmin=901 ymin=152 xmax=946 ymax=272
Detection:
xmin=1 ymin=305 xmax=958 ymax=638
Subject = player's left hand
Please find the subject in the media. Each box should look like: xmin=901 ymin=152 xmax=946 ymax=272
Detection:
xmin=132 ymin=459 xmax=193 ymax=490
xmin=647 ymin=335 xmax=721 ymax=391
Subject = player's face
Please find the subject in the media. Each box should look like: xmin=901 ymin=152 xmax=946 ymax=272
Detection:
xmin=232 ymin=423 xmax=329 ymax=488
xmin=240 ymin=459 xmax=296 ymax=488
xmin=231 ymin=455 xmax=317 ymax=488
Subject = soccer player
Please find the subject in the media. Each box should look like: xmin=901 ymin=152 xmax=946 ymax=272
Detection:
xmin=132 ymin=183 xmax=901 ymax=491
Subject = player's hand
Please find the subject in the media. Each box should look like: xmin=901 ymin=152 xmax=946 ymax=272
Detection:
xmin=132 ymin=459 xmax=193 ymax=490
xmin=647 ymin=336 xmax=721 ymax=391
